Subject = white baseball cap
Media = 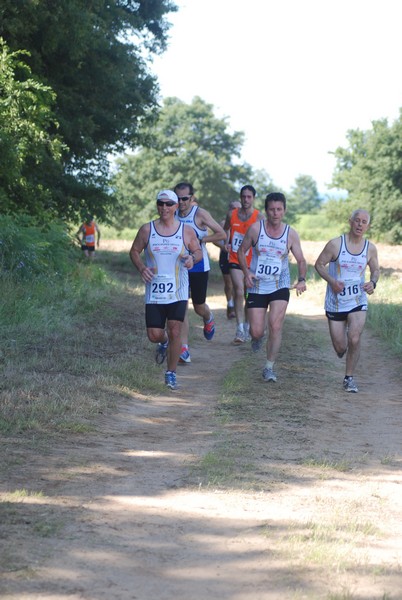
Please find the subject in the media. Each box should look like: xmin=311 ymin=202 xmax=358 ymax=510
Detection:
xmin=156 ymin=189 xmax=178 ymax=203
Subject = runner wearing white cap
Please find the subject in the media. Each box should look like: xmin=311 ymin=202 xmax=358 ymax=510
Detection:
xmin=130 ymin=190 xmax=202 ymax=390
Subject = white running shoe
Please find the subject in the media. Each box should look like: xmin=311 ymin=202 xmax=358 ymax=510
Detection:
xmin=262 ymin=367 xmax=277 ymax=382
xmin=233 ymin=326 xmax=245 ymax=345
xmin=179 ymin=347 xmax=191 ymax=364
xmin=343 ymin=377 xmax=358 ymax=393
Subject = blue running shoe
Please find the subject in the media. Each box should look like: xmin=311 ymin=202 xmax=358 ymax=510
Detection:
xmin=155 ymin=341 xmax=168 ymax=364
xmin=165 ymin=370 xmax=178 ymax=390
xmin=262 ymin=367 xmax=277 ymax=382
xmin=343 ymin=376 xmax=358 ymax=393
xmin=179 ymin=347 xmax=191 ymax=364
xmin=203 ymin=315 xmax=215 ymax=341
xmin=251 ymin=338 xmax=262 ymax=353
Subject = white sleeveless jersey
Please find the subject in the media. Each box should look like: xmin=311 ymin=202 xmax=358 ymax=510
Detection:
xmin=144 ymin=221 xmax=189 ymax=304
xmin=325 ymin=234 xmax=369 ymax=312
xmin=248 ymin=222 xmax=291 ymax=294
xmin=176 ymin=205 xmax=210 ymax=273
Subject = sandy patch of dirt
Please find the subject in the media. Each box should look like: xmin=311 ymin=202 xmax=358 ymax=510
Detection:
xmin=1 ymin=245 xmax=401 ymax=599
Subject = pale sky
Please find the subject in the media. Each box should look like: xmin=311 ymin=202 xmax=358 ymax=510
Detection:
xmin=151 ymin=0 xmax=402 ymax=196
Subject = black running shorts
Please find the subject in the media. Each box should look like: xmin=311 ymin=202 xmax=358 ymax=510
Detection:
xmin=145 ymin=301 xmax=188 ymax=329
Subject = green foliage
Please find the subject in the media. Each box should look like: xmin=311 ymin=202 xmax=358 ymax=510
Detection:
xmin=294 ymin=211 xmax=345 ymax=241
xmin=252 ymin=168 xmax=282 ymax=211
xmin=329 ymin=110 xmax=402 ymax=243
xmin=368 ymin=277 xmax=402 ymax=358
xmin=0 ymin=214 xmax=78 ymax=279
xmin=112 ymin=96 xmax=263 ymax=225
xmin=287 ymin=174 xmax=323 ymax=223
xmin=0 ymin=39 xmax=66 ymax=218
xmin=0 ymin=1 xmax=177 ymax=221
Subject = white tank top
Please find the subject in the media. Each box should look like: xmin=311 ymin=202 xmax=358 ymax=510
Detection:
xmin=176 ymin=206 xmax=210 ymax=273
xmin=248 ymin=222 xmax=290 ymax=294
xmin=325 ymin=234 xmax=369 ymax=312
xmin=144 ymin=221 xmax=189 ymax=304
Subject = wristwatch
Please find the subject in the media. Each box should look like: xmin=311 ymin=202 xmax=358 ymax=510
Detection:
xmin=370 ymin=280 xmax=377 ymax=289
xmin=298 ymin=277 xmax=306 ymax=282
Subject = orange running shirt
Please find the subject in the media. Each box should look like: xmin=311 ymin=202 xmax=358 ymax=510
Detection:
xmin=228 ymin=208 xmax=259 ymax=266
xmin=82 ymin=222 xmax=96 ymax=247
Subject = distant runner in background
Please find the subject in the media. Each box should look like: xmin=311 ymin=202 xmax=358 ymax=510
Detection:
xmin=174 ymin=182 xmax=226 ymax=365
xmin=129 ymin=190 xmax=202 ymax=391
xmin=76 ymin=215 xmax=101 ymax=259
xmin=315 ymin=209 xmax=380 ymax=393
xmin=223 ymin=185 xmax=264 ymax=344
xmin=238 ymin=192 xmax=307 ymax=383
xmin=214 ymin=200 xmax=241 ymax=319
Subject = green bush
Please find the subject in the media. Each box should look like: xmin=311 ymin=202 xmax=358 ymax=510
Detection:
xmin=0 ymin=214 xmax=79 ymax=279
xmin=295 ymin=212 xmax=345 ymax=241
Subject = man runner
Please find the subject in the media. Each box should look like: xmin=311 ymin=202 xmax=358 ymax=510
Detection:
xmin=238 ymin=192 xmax=307 ymax=382
xmin=315 ymin=208 xmax=380 ymax=393
xmin=130 ymin=190 xmax=202 ymax=390
xmin=174 ymin=182 xmax=226 ymax=364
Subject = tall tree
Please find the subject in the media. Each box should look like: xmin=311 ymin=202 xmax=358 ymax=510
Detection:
xmin=112 ymin=96 xmax=259 ymax=225
xmin=0 ymin=0 xmax=177 ymax=220
xmin=0 ymin=40 xmax=65 ymax=217
xmin=328 ymin=111 xmax=402 ymax=243
xmin=251 ymin=169 xmax=280 ymax=211
xmin=288 ymin=174 xmax=322 ymax=215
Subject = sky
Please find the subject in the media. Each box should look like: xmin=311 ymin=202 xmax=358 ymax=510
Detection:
xmin=151 ymin=0 xmax=402 ymax=196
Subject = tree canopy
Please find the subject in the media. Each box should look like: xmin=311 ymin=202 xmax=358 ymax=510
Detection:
xmin=0 ymin=0 xmax=177 ymax=221
xmin=0 ymin=41 xmax=65 ymax=218
xmin=328 ymin=110 xmax=402 ymax=243
xmin=112 ymin=96 xmax=265 ymax=225
xmin=288 ymin=174 xmax=322 ymax=216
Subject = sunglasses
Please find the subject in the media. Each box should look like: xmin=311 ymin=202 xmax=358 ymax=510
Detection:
xmin=177 ymin=196 xmax=191 ymax=202
xmin=157 ymin=200 xmax=176 ymax=207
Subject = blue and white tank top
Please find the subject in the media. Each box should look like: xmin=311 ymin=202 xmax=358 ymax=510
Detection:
xmin=143 ymin=221 xmax=189 ymax=304
xmin=176 ymin=206 xmax=210 ymax=273
xmin=248 ymin=222 xmax=291 ymax=294
xmin=325 ymin=234 xmax=369 ymax=312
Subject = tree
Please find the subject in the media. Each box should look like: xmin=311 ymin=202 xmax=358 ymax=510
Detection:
xmin=288 ymin=174 xmax=322 ymax=216
xmin=112 ymin=96 xmax=261 ymax=226
xmin=0 ymin=40 xmax=65 ymax=218
xmin=0 ymin=0 xmax=177 ymax=220
xmin=328 ymin=111 xmax=402 ymax=243
xmin=251 ymin=169 xmax=280 ymax=211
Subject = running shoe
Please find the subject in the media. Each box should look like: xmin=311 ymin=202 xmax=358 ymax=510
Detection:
xmin=203 ymin=316 xmax=215 ymax=340
xmin=343 ymin=377 xmax=358 ymax=393
xmin=251 ymin=338 xmax=262 ymax=353
xmin=233 ymin=325 xmax=245 ymax=345
xmin=155 ymin=341 xmax=168 ymax=364
xmin=262 ymin=367 xmax=277 ymax=382
xmin=179 ymin=347 xmax=191 ymax=364
xmin=227 ymin=306 xmax=236 ymax=319
xmin=165 ymin=371 xmax=178 ymax=390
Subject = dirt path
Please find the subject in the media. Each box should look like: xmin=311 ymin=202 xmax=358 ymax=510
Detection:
xmin=1 ymin=257 xmax=402 ymax=599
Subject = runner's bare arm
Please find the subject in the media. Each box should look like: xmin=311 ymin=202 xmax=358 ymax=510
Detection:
xmin=197 ymin=209 xmax=226 ymax=244
xmin=237 ymin=223 xmax=258 ymax=288
xmin=213 ymin=219 xmax=229 ymax=249
xmin=315 ymin=237 xmax=344 ymax=293
xmin=363 ymin=242 xmax=380 ymax=294
xmin=184 ymin=226 xmax=203 ymax=269
xmin=222 ymin=209 xmax=235 ymax=252
xmin=129 ymin=224 xmax=154 ymax=283
xmin=223 ymin=209 xmax=234 ymax=233
xmin=289 ymin=229 xmax=307 ymax=294
xmin=95 ymin=223 xmax=101 ymax=247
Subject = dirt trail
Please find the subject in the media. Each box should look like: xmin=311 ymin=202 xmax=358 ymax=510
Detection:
xmin=1 ymin=251 xmax=402 ymax=599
